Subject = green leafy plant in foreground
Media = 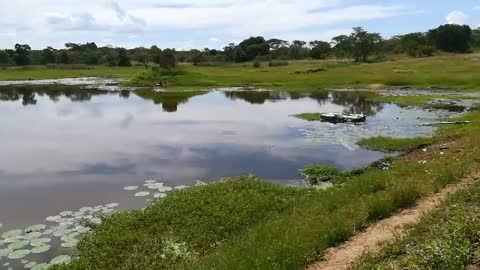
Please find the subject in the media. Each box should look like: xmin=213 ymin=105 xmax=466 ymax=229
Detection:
xmin=299 ymin=164 xmax=343 ymax=185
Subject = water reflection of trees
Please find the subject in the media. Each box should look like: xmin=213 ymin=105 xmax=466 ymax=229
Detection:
xmin=0 ymin=85 xmax=129 ymax=105
xmin=224 ymin=90 xmax=383 ymax=116
xmin=134 ymin=90 xmax=208 ymax=113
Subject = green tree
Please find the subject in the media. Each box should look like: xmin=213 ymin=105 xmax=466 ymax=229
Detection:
xmin=350 ymin=27 xmax=383 ymax=62
xmin=473 ymin=28 xmax=480 ymax=48
xmin=0 ymin=50 xmax=12 ymax=67
xmin=117 ymin=48 xmax=131 ymax=66
xmin=309 ymin=41 xmax=331 ymax=59
xmin=428 ymin=24 xmax=472 ymax=53
xmin=14 ymin=44 xmax=31 ymax=65
xmin=159 ymin=49 xmax=176 ymax=68
xmin=191 ymin=50 xmax=207 ymax=65
xmin=132 ymin=48 xmax=151 ymax=69
xmin=57 ymin=50 xmax=69 ymax=64
xmin=238 ymin=37 xmax=270 ymax=61
xmin=40 ymin=47 xmax=56 ymax=64
xmin=332 ymin=35 xmax=353 ymax=58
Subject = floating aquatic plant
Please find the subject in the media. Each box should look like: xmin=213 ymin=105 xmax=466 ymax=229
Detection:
xmin=31 ymin=245 xmax=51 ymax=254
xmin=61 ymin=239 xmax=78 ymax=248
xmin=174 ymin=185 xmax=188 ymax=190
xmin=30 ymin=238 xmax=51 ymax=247
xmin=50 ymin=255 xmax=71 ymax=265
xmin=8 ymin=240 xmax=29 ymax=250
xmin=0 ymin=248 xmax=12 ymax=258
xmin=25 ymin=232 xmax=42 ymax=240
xmin=7 ymin=249 xmax=30 ymax=259
xmin=2 ymin=229 xmax=22 ymax=239
xmin=25 ymin=224 xmax=46 ymax=232
xmin=24 ymin=261 xmax=38 ymax=269
xmin=154 ymin=193 xmax=167 ymax=198
xmin=134 ymin=191 xmax=150 ymax=197
xmin=31 ymin=263 xmax=49 ymax=270
xmin=123 ymin=186 xmax=139 ymax=191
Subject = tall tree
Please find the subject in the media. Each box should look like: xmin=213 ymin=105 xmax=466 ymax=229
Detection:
xmin=117 ymin=48 xmax=131 ymax=67
xmin=0 ymin=50 xmax=12 ymax=66
xmin=14 ymin=44 xmax=31 ymax=65
xmin=41 ymin=47 xmax=56 ymax=64
xmin=309 ymin=41 xmax=331 ymax=59
xmin=349 ymin=27 xmax=383 ymax=62
xmin=428 ymin=24 xmax=472 ymax=53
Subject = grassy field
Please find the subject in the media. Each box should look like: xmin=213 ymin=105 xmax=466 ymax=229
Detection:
xmin=0 ymin=65 xmax=144 ymax=80
xmin=50 ymin=110 xmax=480 ymax=270
xmin=1 ymin=54 xmax=480 ymax=92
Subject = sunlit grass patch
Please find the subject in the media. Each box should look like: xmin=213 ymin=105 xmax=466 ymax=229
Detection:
xmin=357 ymin=136 xmax=434 ymax=152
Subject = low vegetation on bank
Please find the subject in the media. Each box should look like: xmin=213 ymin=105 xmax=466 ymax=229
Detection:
xmin=357 ymin=136 xmax=434 ymax=152
xmin=354 ymin=179 xmax=480 ymax=269
xmin=51 ymin=111 xmax=480 ymax=269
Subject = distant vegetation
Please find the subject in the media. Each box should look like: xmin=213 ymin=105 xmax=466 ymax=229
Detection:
xmin=0 ymin=24 xmax=479 ymax=69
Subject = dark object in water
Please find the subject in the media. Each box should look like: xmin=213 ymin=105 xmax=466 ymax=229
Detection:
xmin=320 ymin=113 xmax=367 ymax=123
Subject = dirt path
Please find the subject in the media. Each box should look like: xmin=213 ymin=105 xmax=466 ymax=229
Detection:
xmin=307 ymin=173 xmax=479 ymax=270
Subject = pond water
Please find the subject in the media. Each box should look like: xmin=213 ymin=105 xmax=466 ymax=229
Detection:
xmin=0 ymin=85 xmax=462 ymax=268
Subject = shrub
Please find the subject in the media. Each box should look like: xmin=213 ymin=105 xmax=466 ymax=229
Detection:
xmin=253 ymin=61 xmax=261 ymax=68
xmin=268 ymin=61 xmax=289 ymax=67
xmin=299 ymin=164 xmax=342 ymax=185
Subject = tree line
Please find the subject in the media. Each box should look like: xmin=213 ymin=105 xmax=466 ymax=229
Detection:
xmin=0 ymin=24 xmax=479 ymax=68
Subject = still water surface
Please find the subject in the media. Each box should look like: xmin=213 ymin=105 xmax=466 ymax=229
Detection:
xmin=0 ymin=87 xmax=460 ymax=267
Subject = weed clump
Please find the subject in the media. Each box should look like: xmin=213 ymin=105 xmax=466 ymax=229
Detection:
xmin=299 ymin=164 xmax=342 ymax=185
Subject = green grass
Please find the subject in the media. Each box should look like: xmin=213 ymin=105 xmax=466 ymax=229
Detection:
xmin=357 ymin=136 xmax=435 ymax=152
xmin=53 ymin=111 xmax=480 ymax=270
xmin=3 ymin=54 xmax=480 ymax=91
xmin=0 ymin=65 xmax=144 ymax=80
xmin=354 ymin=179 xmax=480 ymax=270
xmin=293 ymin=113 xmax=325 ymax=121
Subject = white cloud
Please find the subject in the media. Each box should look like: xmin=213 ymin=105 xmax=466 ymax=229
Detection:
xmin=445 ymin=11 xmax=468 ymax=25
xmin=209 ymin=37 xmax=221 ymax=43
xmin=0 ymin=0 xmax=412 ymax=49
xmin=473 ymin=6 xmax=480 ymax=11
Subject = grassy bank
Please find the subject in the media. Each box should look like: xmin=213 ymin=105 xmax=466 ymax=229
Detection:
xmin=1 ymin=55 xmax=480 ymax=91
xmin=354 ymin=178 xmax=480 ymax=270
xmin=357 ymin=136 xmax=434 ymax=152
xmin=52 ymin=111 xmax=480 ymax=269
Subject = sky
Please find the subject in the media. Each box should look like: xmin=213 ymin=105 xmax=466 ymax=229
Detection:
xmin=0 ymin=0 xmax=479 ymax=50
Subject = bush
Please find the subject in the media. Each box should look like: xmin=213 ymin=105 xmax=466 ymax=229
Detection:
xmin=253 ymin=61 xmax=261 ymax=68
xmin=268 ymin=61 xmax=289 ymax=67
xmin=299 ymin=164 xmax=342 ymax=185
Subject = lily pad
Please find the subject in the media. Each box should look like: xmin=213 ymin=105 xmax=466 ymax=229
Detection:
xmin=31 ymin=245 xmax=51 ymax=254
xmin=25 ymin=232 xmax=42 ymax=240
xmin=76 ymin=227 xmax=91 ymax=234
xmin=4 ymin=235 xmax=25 ymax=243
xmin=0 ymin=239 xmax=4 ymax=246
xmin=25 ymin=224 xmax=46 ymax=232
xmin=31 ymin=263 xmax=49 ymax=270
xmin=8 ymin=249 xmax=30 ymax=259
xmin=145 ymin=180 xmax=157 ymax=183
xmin=105 ymin=203 xmax=119 ymax=208
xmin=61 ymin=239 xmax=79 ymax=248
xmin=0 ymin=248 xmax=12 ymax=257
xmin=2 ymin=229 xmax=23 ymax=239
xmin=158 ymin=186 xmax=173 ymax=192
xmin=123 ymin=186 xmax=139 ymax=191
xmin=50 ymin=255 xmax=71 ymax=265
xmin=25 ymin=261 xmax=38 ymax=269
xmin=134 ymin=191 xmax=150 ymax=197
xmin=8 ymin=240 xmax=29 ymax=250
xmin=45 ymin=216 xmax=62 ymax=222
xmin=174 ymin=185 xmax=188 ymax=190
xmin=59 ymin=211 xmax=73 ymax=217
xmin=154 ymin=193 xmax=167 ymax=198
xmin=30 ymin=238 xmax=51 ymax=247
